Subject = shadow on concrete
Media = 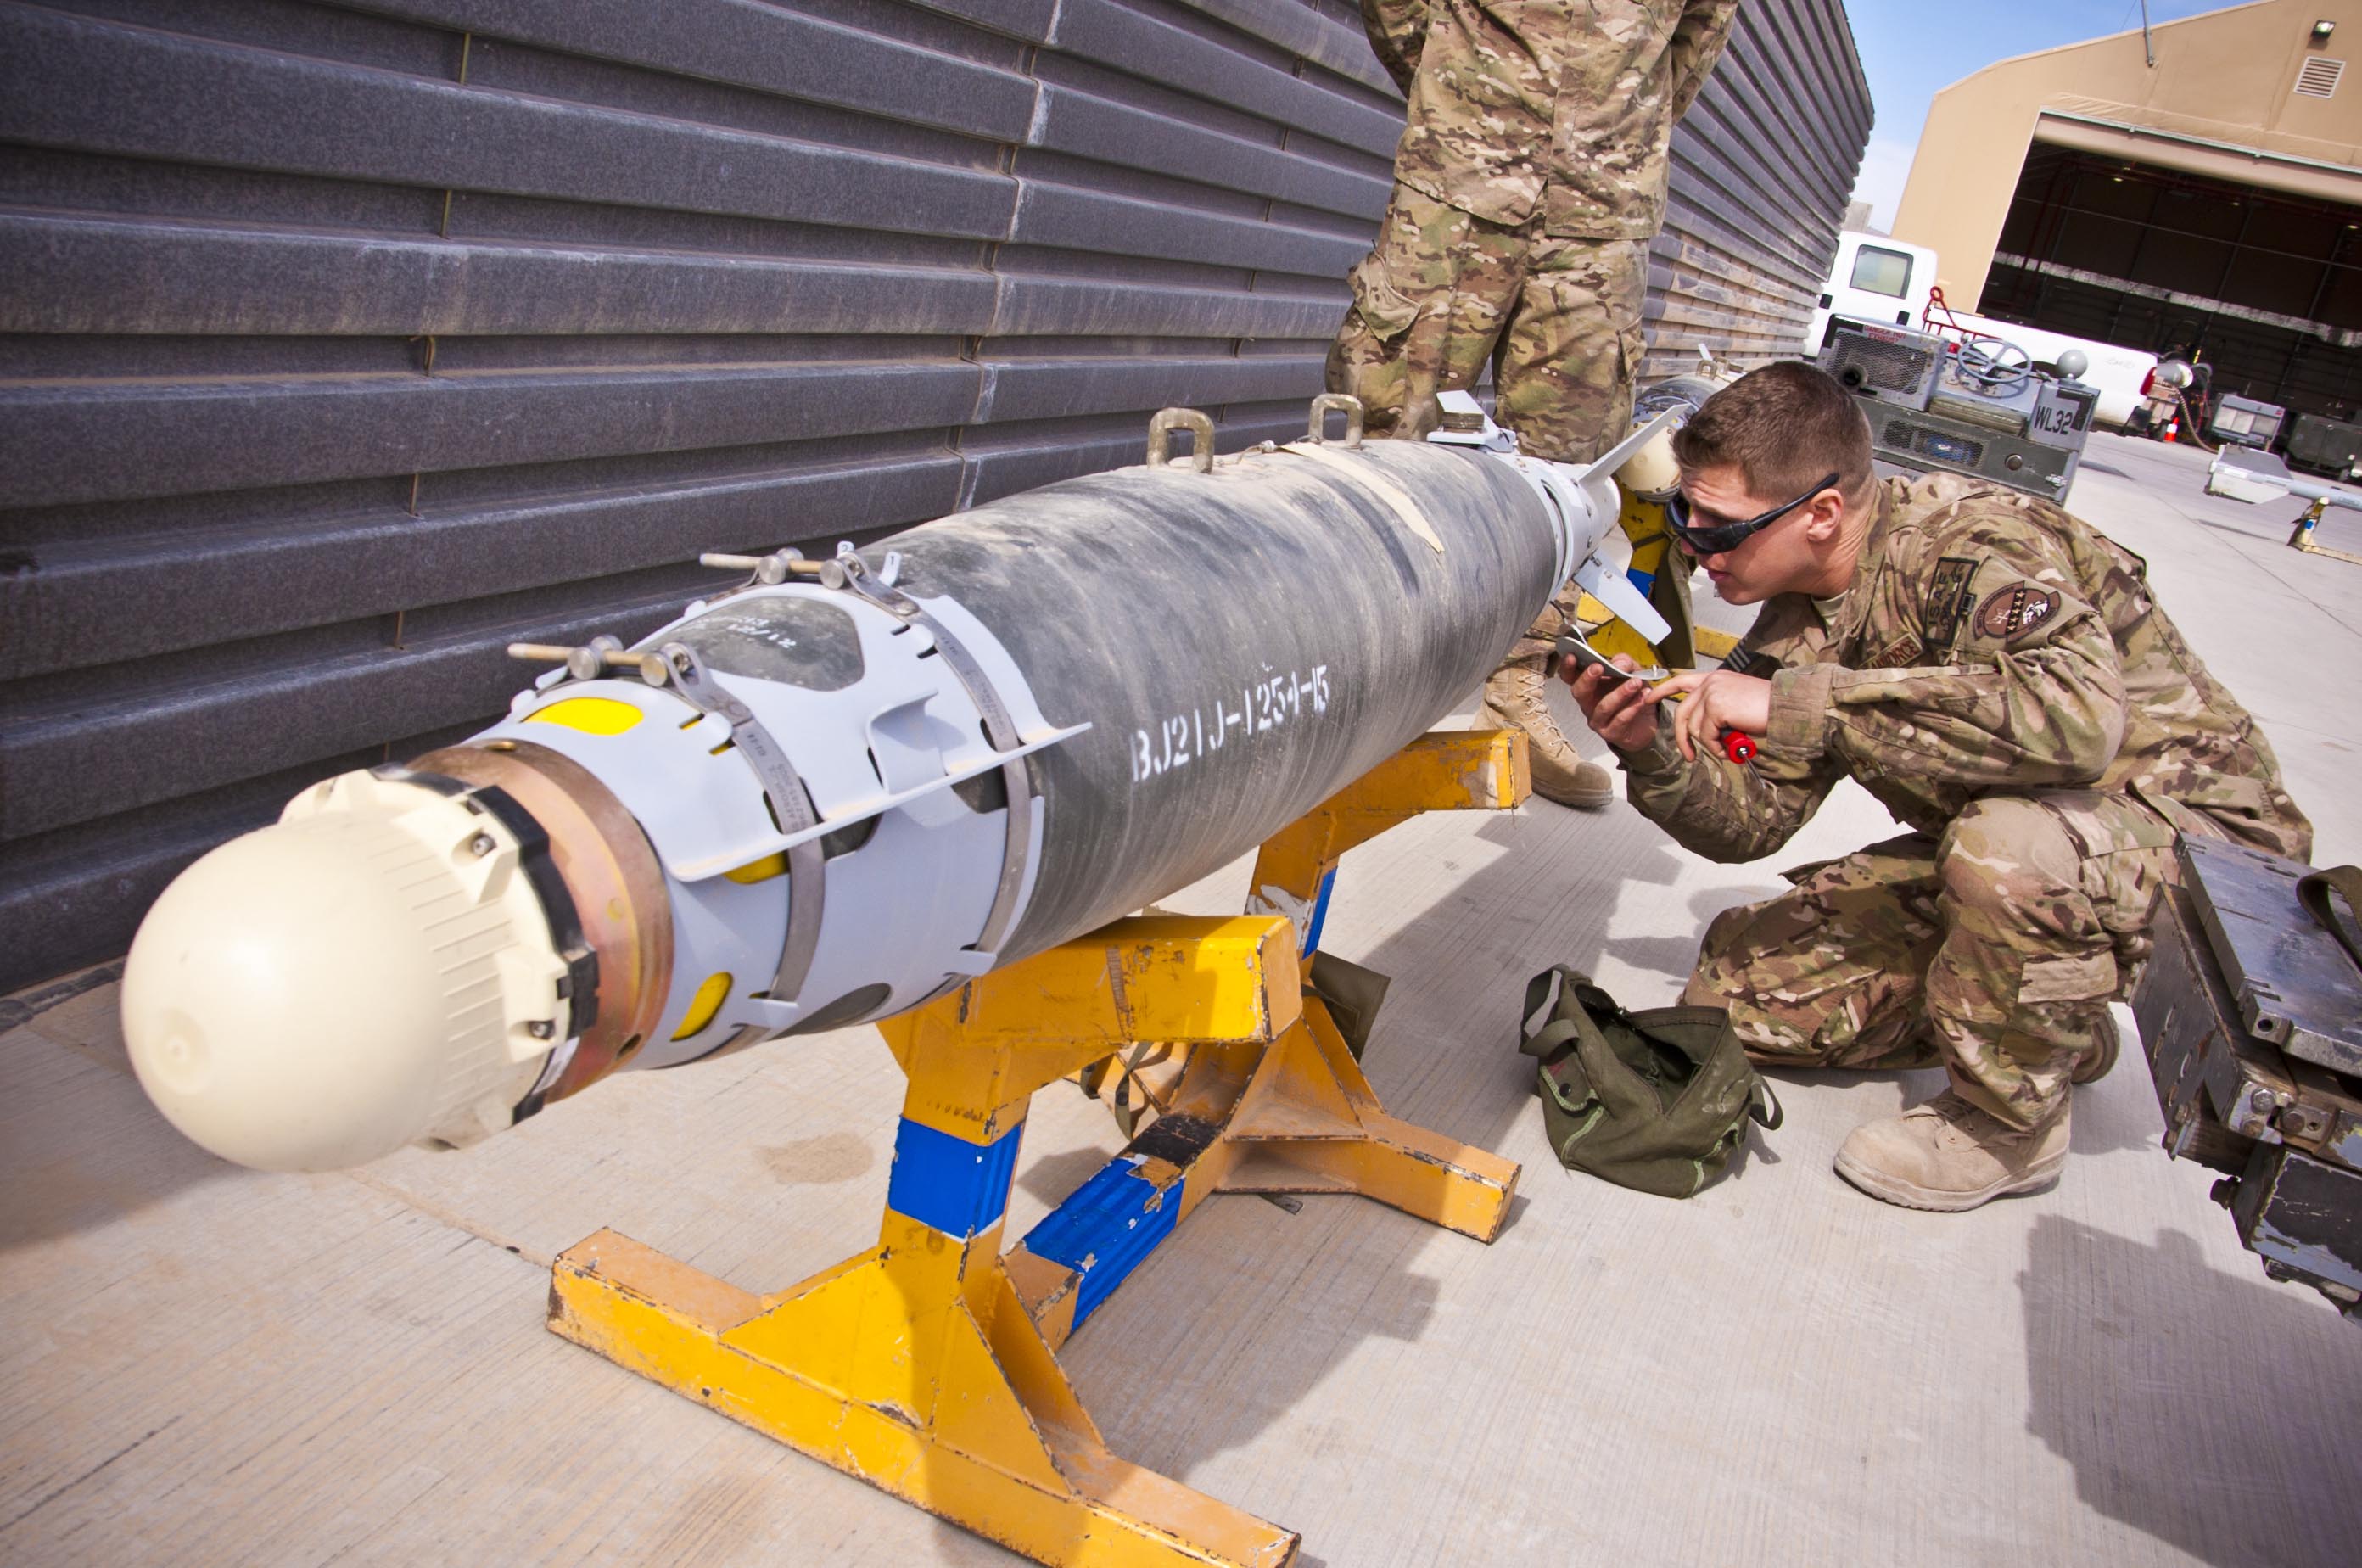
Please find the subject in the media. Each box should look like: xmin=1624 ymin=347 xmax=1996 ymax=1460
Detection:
xmin=2019 ymin=1218 xmax=2362 ymax=1568
xmin=2067 ymin=1065 xmax=2171 ymax=1157
xmin=1597 ymin=931 xmax=1717 ymax=980
xmin=1020 ymin=797 xmax=1776 ymax=1496
xmin=0 ymin=1020 xmax=243 ymax=1254
xmin=1342 ymin=809 xmax=1839 ymax=1200
xmin=1755 ymin=1061 xmax=1940 ymax=1101
xmin=1008 ymin=759 xmax=2223 ymax=1530
xmin=1018 ymin=1144 xmax=1122 ymax=1211
xmin=1035 ymin=1176 xmax=1447 ymax=1558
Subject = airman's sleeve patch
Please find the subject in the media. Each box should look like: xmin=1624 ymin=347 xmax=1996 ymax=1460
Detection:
xmin=1975 ymin=581 xmax=2063 ymax=642
xmin=1924 ymin=556 xmax=1979 ymax=652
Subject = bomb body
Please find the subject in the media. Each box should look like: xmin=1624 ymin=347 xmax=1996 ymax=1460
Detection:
xmin=124 ymin=411 xmax=1646 ymax=1171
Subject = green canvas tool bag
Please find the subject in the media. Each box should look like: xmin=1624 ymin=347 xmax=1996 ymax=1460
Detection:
xmin=1518 ymin=966 xmax=1780 ymax=1199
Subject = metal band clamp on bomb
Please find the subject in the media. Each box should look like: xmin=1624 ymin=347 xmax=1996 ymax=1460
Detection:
xmin=120 ymin=393 xmax=1683 ymax=1173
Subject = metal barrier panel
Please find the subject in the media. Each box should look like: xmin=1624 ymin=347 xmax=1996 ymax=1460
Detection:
xmin=0 ymin=0 xmax=1871 ymax=989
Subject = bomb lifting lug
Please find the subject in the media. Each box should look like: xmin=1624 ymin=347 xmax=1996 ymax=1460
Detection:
xmin=1146 ymin=405 xmax=1217 ymax=471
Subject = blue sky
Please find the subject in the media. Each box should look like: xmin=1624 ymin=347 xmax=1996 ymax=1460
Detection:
xmin=1846 ymin=0 xmax=2233 ymax=227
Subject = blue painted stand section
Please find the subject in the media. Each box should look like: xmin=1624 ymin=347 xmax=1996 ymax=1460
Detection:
xmin=1022 ymin=1155 xmax=1184 ymax=1329
xmin=1301 ymin=867 xmax=1337 ymax=956
xmin=886 ymin=1117 xmax=1024 ymax=1240
xmin=1626 ymin=567 xmax=1655 ymax=597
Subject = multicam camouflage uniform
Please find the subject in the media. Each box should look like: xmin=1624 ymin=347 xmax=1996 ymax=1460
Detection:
xmin=1329 ymin=0 xmax=1739 ymax=465
xmin=1618 ymin=473 xmax=2313 ymax=1128
xmin=1331 ymin=3 xmax=1739 ymax=787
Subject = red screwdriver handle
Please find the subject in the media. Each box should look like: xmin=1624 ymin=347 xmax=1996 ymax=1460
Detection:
xmin=1721 ymin=730 xmax=1757 ymax=765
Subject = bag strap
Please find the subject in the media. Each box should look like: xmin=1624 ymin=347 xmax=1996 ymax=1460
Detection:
xmin=1520 ymin=967 xmax=1559 ymax=1048
xmin=1517 ymin=967 xmax=1658 ymax=1119
xmin=1518 ymin=968 xmax=1590 ymax=1114
xmin=1519 ymin=966 xmax=1588 ymax=1060
xmin=1109 ymin=1040 xmax=1171 ymax=1140
xmin=1521 ymin=1018 xmax=1583 ymax=1064
xmin=2297 ymin=865 xmax=2362 ymax=974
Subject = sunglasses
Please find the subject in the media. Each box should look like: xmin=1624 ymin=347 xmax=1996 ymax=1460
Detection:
xmin=1665 ymin=472 xmax=1841 ymax=557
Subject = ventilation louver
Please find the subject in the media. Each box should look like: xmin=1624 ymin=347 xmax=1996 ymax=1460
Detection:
xmin=2296 ymin=57 xmax=2344 ymax=98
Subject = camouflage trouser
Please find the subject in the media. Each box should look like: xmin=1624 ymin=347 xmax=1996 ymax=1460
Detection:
xmin=1326 ymin=182 xmax=1649 ymax=674
xmin=1678 ymin=792 xmax=2180 ymax=1128
xmin=1324 ymin=182 xmax=1648 ymax=465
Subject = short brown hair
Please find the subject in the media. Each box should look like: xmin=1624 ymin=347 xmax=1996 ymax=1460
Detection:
xmin=1670 ymin=361 xmax=1874 ymax=505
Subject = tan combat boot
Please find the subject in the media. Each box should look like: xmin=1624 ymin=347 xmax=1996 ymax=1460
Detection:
xmin=1478 ymin=665 xmax=1614 ymax=809
xmin=1833 ymin=1090 xmax=2069 ymax=1212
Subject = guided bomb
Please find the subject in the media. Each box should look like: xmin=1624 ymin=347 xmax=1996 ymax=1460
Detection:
xmin=120 ymin=398 xmax=1674 ymax=1173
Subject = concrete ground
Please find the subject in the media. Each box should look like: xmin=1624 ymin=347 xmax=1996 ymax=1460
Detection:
xmin=4 ymin=431 xmax=2358 ymax=1568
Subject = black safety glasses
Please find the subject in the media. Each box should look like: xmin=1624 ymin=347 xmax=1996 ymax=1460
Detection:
xmin=1665 ymin=472 xmax=1841 ymax=557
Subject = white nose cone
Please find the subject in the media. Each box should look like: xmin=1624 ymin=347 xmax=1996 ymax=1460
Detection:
xmin=121 ymin=770 xmax=569 ymax=1172
xmin=1612 ymin=421 xmax=1683 ymax=503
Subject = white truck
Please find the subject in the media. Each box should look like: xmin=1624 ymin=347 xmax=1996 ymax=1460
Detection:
xmin=1807 ymin=232 xmax=2157 ymax=428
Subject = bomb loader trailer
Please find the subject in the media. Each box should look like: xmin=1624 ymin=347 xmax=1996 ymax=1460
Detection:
xmin=1816 ymin=316 xmax=2102 ymax=501
xmin=121 ymin=394 xmax=1681 ymax=1566
xmin=2105 ymin=445 xmax=2362 ymax=1322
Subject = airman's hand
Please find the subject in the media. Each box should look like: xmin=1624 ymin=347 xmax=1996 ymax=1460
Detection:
xmin=1649 ymin=669 xmax=1772 ymax=763
xmin=1566 ymin=653 xmax=1664 ymax=753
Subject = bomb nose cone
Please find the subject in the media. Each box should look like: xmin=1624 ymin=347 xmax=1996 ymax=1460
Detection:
xmin=121 ymin=770 xmax=572 ymax=1173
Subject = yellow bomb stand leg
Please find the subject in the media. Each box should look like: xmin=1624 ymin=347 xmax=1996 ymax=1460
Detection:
xmin=547 ymin=731 xmax=1526 ymax=1566
xmin=2289 ymin=496 xmax=2362 ymax=566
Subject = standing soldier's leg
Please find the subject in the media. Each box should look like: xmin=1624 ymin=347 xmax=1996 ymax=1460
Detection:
xmin=1475 ymin=238 xmax=1652 ymax=808
xmin=1834 ymin=794 xmax=2176 ymax=1212
xmin=1326 ymin=183 xmax=1525 ymax=445
xmin=1495 ymin=238 xmax=1648 ymax=463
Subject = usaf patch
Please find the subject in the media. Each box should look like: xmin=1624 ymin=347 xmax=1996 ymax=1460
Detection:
xmin=1876 ymin=636 xmax=1923 ymax=668
xmin=1975 ymin=581 xmax=2063 ymax=641
xmin=1925 ymin=557 xmax=1980 ymax=652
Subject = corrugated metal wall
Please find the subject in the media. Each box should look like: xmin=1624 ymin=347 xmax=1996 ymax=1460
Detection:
xmin=0 ymin=0 xmax=1870 ymax=991
xmin=1651 ymin=0 xmax=1872 ymax=377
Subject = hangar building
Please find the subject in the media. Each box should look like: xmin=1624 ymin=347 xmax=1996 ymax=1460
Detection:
xmin=1893 ymin=0 xmax=2362 ymax=418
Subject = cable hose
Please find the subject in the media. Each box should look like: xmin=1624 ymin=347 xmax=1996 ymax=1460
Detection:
xmin=2169 ymin=388 xmax=2219 ymax=454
